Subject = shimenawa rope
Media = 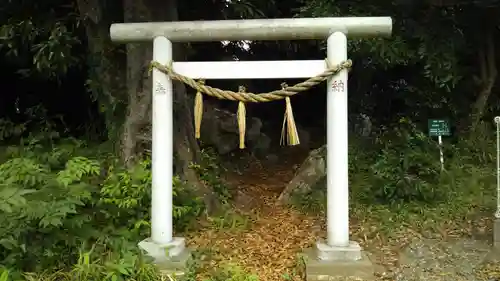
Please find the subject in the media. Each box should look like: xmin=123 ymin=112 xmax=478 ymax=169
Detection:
xmin=151 ymin=59 xmax=352 ymax=149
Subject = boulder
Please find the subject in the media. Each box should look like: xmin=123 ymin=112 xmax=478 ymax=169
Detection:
xmin=351 ymin=113 xmax=372 ymax=137
xmin=277 ymin=144 xmax=326 ymax=203
xmin=295 ymin=125 xmax=311 ymax=148
xmin=200 ymin=102 xmax=270 ymax=155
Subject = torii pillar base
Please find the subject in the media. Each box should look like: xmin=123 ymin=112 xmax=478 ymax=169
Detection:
xmin=139 ymin=237 xmax=191 ymax=279
xmin=303 ymin=241 xmax=375 ymax=281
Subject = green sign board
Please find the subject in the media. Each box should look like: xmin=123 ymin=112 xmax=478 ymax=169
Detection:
xmin=428 ymin=119 xmax=451 ymax=137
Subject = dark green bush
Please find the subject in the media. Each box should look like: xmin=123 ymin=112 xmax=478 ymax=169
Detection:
xmin=0 ymin=128 xmax=204 ymax=276
xmin=370 ymin=118 xmax=444 ymax=203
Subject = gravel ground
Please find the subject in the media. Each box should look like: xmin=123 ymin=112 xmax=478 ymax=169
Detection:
xmin=394 ymin=238 xmax=500 ymax=281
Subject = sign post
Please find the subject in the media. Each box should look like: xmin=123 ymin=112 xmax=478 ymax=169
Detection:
xmin=494 ymin=117 xmax=500 ymax=219
xmin=428 ymin=119 xmax=451 ymax=170
xmin=493 ymin=117 xmax=500 ymax=249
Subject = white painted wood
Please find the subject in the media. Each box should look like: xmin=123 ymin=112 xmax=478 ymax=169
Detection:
xmin=110 ymin=17 xmax=392 ymax=42
xmin=172 ymin=60 xmax=327 ymax=79
xmin=326 ymin=32 xmax=349 ymax=247
xmin=151 ymin=36 xmax=174 ymax=245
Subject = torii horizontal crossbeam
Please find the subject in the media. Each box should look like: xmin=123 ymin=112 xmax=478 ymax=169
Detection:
xmin=172 ymin=60 xmax=326 ymax=79
xmin=109 ymin=17 xmax=392 ymax=43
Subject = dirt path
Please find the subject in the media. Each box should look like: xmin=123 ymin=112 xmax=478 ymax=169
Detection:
xmin=188 ymin=149 xmax=322 ymax=280
xmin=187 ymin=148 xmax=500 ymax=281
xmin=186 ymin=148 xmax=404 ymax=280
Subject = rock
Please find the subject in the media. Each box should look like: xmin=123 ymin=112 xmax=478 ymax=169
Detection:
xmin=265 ymin=154 xmax=279 ymax=164
xmin=277 ymin=145 xmax=326 ymax=203
xmin=199 ymin=102 xmax=269 ymax=155
xmin=296 ymin=125 xmax=311 ymax=148
xmin=249 ymin=133 xmax=271 ymax=158
xmin=232 ymin=190 xmax=257 ymax=211
xmin=351 ymin=113 xmax=372 ymax=137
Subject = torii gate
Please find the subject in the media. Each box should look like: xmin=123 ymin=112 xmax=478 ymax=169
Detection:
xmin=110 ymin=16 xmax=392 ymax=279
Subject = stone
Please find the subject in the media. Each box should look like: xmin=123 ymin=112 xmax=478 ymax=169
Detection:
xmin=351 ymin=113 xmax=372 ymax=137
xmin=296 ymin=125 xmax=311 ymax=148
xmin=156 ymin=249 xmax=192 ymax=278
xmin=200 ymin=101 xmax=269 ymax=155
xmin=277 ymin=145 xmax=326 ymax=203
xmin=138 ymin=237 xmax=191 ymax=278
xmin=303 ymin=248 xmax=375 ymax=281
xmin=249 ymin=133 xmax=271 ymax=157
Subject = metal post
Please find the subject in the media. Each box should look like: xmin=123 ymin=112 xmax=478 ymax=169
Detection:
xmin=326 ymin=32 xmax=349 ymax=247
xmin=151 ymin=36 xmax=173 ymax=244
xmin=495 ymin=116 xmax=500 ymax=219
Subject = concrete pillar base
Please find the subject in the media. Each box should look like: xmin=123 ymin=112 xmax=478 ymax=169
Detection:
xmin=303 ymin=242 xmax=375 ymax=281
xmin=138 ymin=237 xmax=191 ymax=278
xmin=316 ymin=240 xmax=362 ymax=261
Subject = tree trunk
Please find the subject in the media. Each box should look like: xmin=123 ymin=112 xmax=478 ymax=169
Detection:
xmin=75 ymin=0 xmax=127 ymax=141
xmin=122 ymin=0 xmax=219 ymax=212
xmin=470 ymin=32 xmax=497 ymax=132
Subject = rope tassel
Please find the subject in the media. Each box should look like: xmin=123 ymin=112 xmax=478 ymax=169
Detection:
xmin=237 ymin=86 xmax=246 ymax=149
xmin=193 ymin=79 xmax=205 ymax=139
xmin=280 ymin=83 xmax=300 ymax=146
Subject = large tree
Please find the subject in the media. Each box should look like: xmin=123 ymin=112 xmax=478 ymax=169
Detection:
xmin=122 ymin=0 xmax=219 ymax=210
xmin=75 ymin=0 xmax=219 ymax=210
xmin=75 ymin=0 xmax=127 ymax=141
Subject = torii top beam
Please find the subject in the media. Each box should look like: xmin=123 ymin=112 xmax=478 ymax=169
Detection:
xmin=109 ymin=17 xmax=393 ymax=43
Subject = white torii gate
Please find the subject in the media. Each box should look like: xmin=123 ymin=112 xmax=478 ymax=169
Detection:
xmin=110 ymin=17 xmax=392 ymax=262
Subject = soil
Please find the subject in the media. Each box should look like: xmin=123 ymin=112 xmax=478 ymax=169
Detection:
xmin=186 ymin=147 xmax=500 ymax=281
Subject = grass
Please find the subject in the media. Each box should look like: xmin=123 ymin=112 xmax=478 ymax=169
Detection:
xmin=1 ymin=124 xmax=499 ymax=281
xmin=2 ymin=180 xmax=497 ymax=281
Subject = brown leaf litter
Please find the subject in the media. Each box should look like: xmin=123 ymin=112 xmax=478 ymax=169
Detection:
xmin=184 ymin=151 xmax=499 ymax=281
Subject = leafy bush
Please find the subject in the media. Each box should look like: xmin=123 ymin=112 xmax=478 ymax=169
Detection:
xmin=0 ymin=139 xmax=100 ymax=271
xmin=0 ymin=247 xmax=161 ymax=281
xmin=0 ymin=129 xmax=203 ymax=276
xmin=190 ymin=147 xmax=231 ymax=204
xmin=206 ymin=263 xmax=259 ymax=281
xmin=370 ymin=118 xmax=444 ymax=203
xmin=100 ymin=157 xmax=203 ymax=235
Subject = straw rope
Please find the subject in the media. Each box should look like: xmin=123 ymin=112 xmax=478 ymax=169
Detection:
xmin=150 ymin=59 xmax=351 ymax=102
xmin=150 ymin=59 xmax=352 ymax=148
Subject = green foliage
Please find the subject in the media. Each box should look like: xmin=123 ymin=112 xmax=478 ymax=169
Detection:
xmin=0 ymin=123 xmax=204 ymax=277
xmin=208 ymin=210 xmax=251 ymax=231
xmin=0 ymin=247 xmax=161 ymax=281
xmin=2 ymin=0 xmax=500 ymax=280
xmin=0 ymin=139 xmax=99 ymax=271
xmin=0 ymin=0 xmax=82 ymax=79
xmin=206 ymin=263 xmax=259 ymax=281
xmin=370 ymin=118 xmax=444 ymax=203
xmin=190 ymin=147 xmax=231 ymax=204
xmin=292 ymin=117 xmax=496 ymax=218
xmin=99 ymin=158 xmax=203 ymax=234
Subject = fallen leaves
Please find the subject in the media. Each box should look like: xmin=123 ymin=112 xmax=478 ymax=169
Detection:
xmin=185 ymin=151 xmax=499 ymax=281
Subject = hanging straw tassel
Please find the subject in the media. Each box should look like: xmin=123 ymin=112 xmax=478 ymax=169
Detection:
xmin=280 ymin=82 xmax=300 ymax=146
xmin=193 ymin=79 xmax=205 ymax=139
xmin=237 ymin=86 xmax=246 ymax=149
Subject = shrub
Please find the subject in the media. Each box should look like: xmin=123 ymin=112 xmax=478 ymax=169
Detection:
xmin=0 ymin=132 xmax=203 ymax=275
xmin=370 ymin=118 xmax=444 ymax=203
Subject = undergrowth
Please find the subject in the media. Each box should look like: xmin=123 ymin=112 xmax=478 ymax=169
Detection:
xmin=1 ymin=115 xmax=498 ymax=281
xmin=292 ymin=119 xmax=496 ymax=234
xmin=0 ymin=119 xmax=217 ymax=280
